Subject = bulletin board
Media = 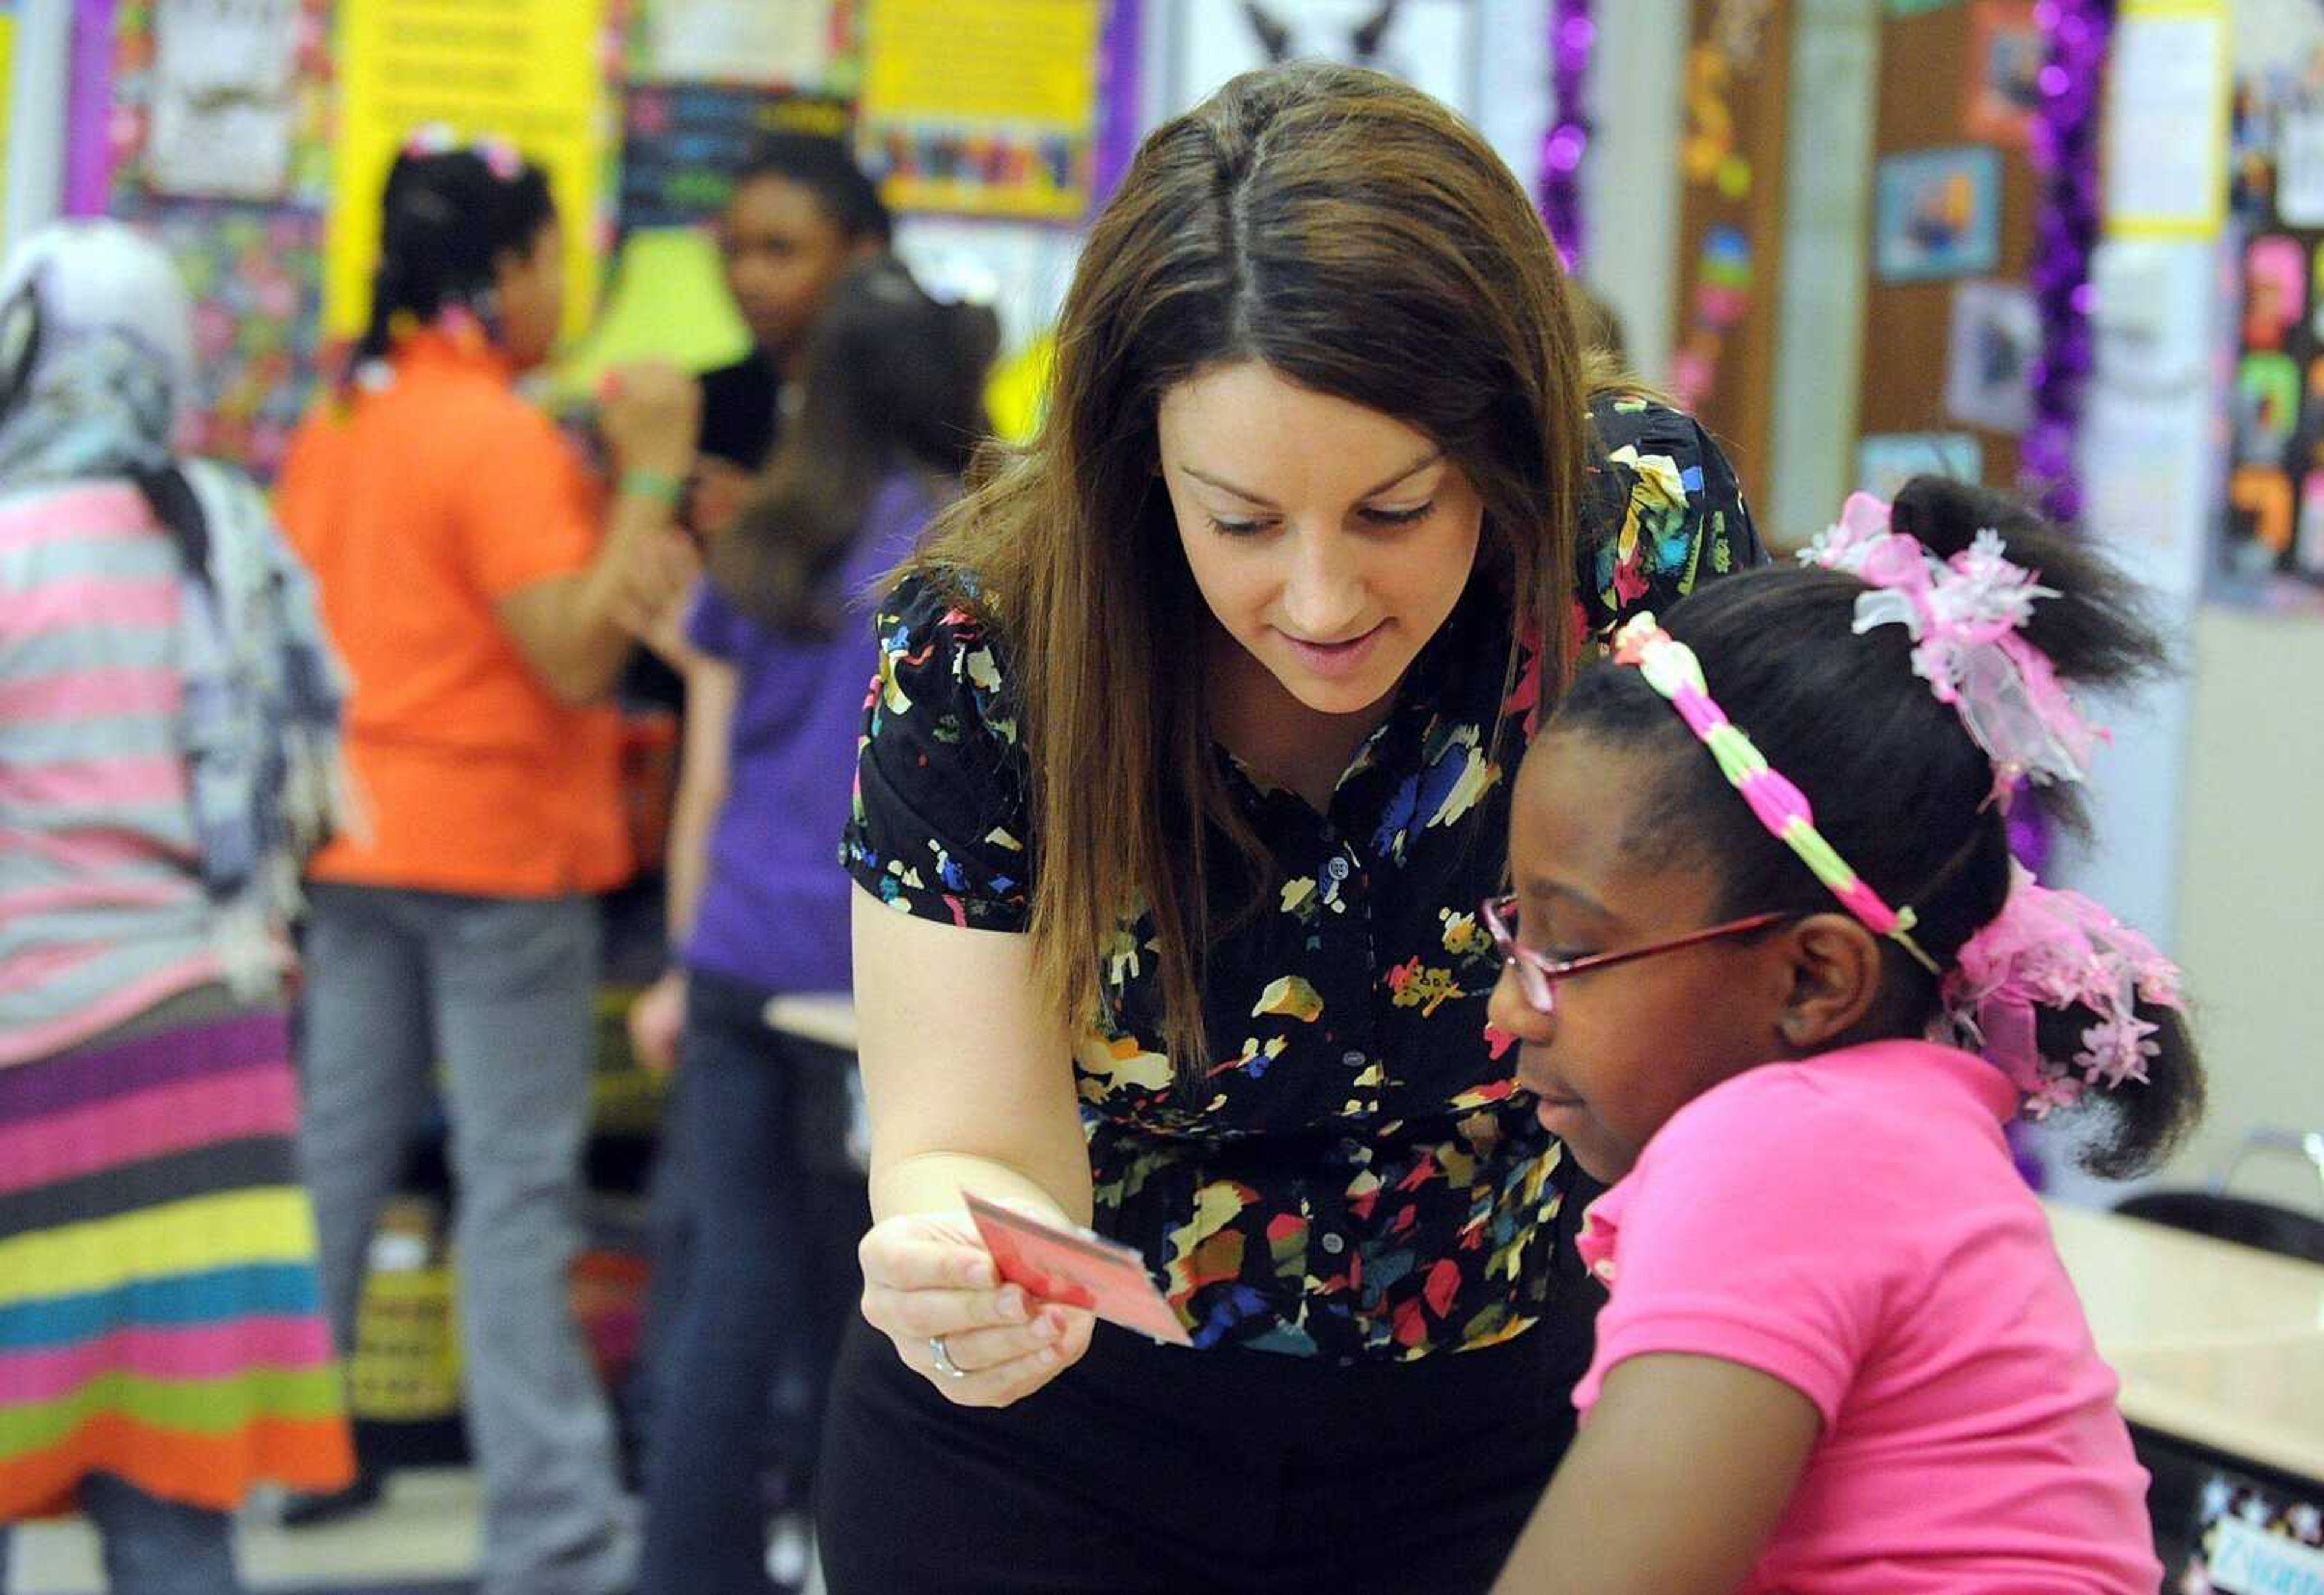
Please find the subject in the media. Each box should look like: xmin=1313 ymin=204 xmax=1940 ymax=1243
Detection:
xmin=2221 ymin=35 xmax=2324 ymax=608
xmin=1851 ymin=0 xmax=2041 ymax=501
xmin=103 ymin=0 xmax=336 ymax=477
xmin=856 ymin=0 xmax=1106 ymax=221
xmin=70 ymin=0 xmax=1127 ymax=480
xmin=321 ymin=0 xmax=620 ymax=346
xmin=620 ymin=84 xmax=853 ymax=234
xmin=1668 ymin=0 xmax=1794 ymax=489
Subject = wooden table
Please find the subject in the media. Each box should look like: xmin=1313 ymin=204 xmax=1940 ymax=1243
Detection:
xmin=754 ymin=999 xmax=2323 ymax=1484
xmin=761 ymin=992 xmax=860 ymax=1052
xmin=2046 ymin=1200 xmax=2324 ymax=1484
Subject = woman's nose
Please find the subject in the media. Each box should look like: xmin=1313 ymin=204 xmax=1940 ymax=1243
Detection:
xmin=1278 ymin=526 xmax=1367 ymax=637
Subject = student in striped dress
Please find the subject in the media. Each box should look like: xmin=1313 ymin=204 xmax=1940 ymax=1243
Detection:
xmin=0 ymin=220 xmax=355 ymax=1592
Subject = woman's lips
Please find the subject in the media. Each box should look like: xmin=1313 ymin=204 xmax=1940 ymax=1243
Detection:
xmin=1276 ymin=620 xmax=1388 ymax=680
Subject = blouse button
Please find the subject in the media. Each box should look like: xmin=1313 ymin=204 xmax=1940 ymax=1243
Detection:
xmin=1341 ymin=1049 xmax=1365 ymax=1068
xmin=1325 ymin=855 xmax=1351 ymax=882
xmin=1321 ymin=1233 xmax=1345 ymax=1255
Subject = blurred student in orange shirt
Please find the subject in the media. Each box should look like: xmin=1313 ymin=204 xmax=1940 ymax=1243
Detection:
xmin=274 ymin=136 xmax=696 ymax=1595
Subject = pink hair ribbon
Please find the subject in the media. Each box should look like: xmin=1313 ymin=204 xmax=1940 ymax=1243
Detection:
xmin=1801 ymin=493 xmax=2104 ymax=809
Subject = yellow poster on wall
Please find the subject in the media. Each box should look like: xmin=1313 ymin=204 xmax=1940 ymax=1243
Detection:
xmin=0 ymin=3 xmax=17 ymax=225
xmin=858 ymin=0 xmax=1102 ymax=220
xmin=323 ymin=0 xmax=612 ymax=343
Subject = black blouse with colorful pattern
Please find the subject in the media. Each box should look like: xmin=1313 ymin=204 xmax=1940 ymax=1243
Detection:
xmin=842 ymin=395 xmax=1761 ymax=1363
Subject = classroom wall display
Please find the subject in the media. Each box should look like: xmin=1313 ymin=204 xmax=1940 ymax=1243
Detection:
xmin=642 ymin=0 xmax=844 ymax=87
xmin=1874 ymin=145 xmax=2002 ymax=283
xmin=96 ymin=0 xmax=333 ymax=478
xmin=2102 ymin=0 xmax=2229 ymax=242
xmin=322 ymin=0 xmax=617 ymax=343
xmin=1667 ymin=0 xmax=1791 ymax=479
xmin=1961 ymin=0 xmax=2040 ymax=149
xmin=857 ymin=0 xmax=1105 ymax=221
xmin=1171 ymin=0 xmax=1481 ymax=123
xmin=107 ymin=0 xmax=332 ymax=206
xmin=1944 ymin=278 xmax=2038 ymax=433
xmin=135 ymin=200 xmax=323 ymax=471
xmin=620 ymin=84 xmax=853 ymax=234
xmin=2220 ymin=36 xmax=2324 ymax=610
xmin=1857 ymin=430 xmax=1982 ymax=499
xmin=142 ymin=0 xmax=300 ymax=199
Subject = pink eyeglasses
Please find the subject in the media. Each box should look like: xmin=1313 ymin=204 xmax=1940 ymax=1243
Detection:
xmin=1480 ymin=895 xmax=1788 ymax=1015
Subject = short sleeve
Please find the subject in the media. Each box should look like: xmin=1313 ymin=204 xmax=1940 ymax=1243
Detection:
xmin=683 ymin=578 xmax=742 ymax=662
xmin=1580 ymin=1074 xmax=1899 ymax=1425
xmin=1575 ymin=395 xmax=1764 ymax=646
xmin=455 ymin=401 xmax=601 ymax=600
xmin=839 ymin=571 xmax=1033 ymax=932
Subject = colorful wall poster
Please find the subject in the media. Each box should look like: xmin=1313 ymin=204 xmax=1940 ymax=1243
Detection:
xmin=1945 ymin=278 xmax=2038 ymax=433
xmin=620 ymin=84 xmax=851 ymax=234
xmin=108 ymin=0 xmax=335 ymax=208
xmin=858 ymin=0 xmax=1103 ymax=220
xmin=143 ymin=0 xmax=300 ymax=199
xmin=552 ymin=227 xmax=752 ymax=400
xmin=2221 ymin=45 xmax=2324 ymax=608
xmin=1961 ymin=0 xmax=2040 ymax=148
xmin=323 ymin=0 xmax=614 ymax=343
xmin=643 ymin=0 xmax=841 ymax=87
xmin=122 ymin=199 xmax=324 ymax=476
xmin=1857 ymin=430 xmax=1983 ymax=500
xmin=1874 ymin=145 xmax=2002 ymax=283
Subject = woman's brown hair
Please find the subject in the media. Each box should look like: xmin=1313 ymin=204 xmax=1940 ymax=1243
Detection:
xmin=907 ymin=62 xmax=1607 ymax=1073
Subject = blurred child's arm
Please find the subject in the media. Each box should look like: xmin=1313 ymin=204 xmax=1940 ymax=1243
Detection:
xmin=1491 ymin=1352 xmax=1820 ymax=1595
xmin=624 ymin=653 xmax=734 ymax=1074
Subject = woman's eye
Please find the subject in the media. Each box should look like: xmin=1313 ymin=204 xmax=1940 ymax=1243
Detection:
xmin=1206 ymin=514 xmax=1272 ymax=538
xmin=1360 ymin=501 xmax=1436 ymax=528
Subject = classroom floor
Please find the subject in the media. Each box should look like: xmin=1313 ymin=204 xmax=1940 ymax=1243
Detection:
xmin=2 ymin=1470 xmax=830 ymax=1595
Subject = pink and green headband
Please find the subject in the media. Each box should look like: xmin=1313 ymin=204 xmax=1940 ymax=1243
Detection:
xmin=1610 ymin=611 xmax=1943 ymax=976
xmin=1608 ymin=495 xmax=2187 ymax=1117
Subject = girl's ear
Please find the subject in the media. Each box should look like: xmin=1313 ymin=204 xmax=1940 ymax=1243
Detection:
xmin=1775 ymin=912 xmax=1887 ymax=1050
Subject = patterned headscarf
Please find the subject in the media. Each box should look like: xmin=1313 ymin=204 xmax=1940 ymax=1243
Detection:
xmin=0 ymin=219 xmax=196 ymax=487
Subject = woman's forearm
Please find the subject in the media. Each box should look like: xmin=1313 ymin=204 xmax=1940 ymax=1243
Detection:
xmin=873 ymin=1149 xmax=1091 ymax=1229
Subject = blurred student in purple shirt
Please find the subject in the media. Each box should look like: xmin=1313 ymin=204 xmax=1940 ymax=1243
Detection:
xmin=632 ymin=256 xmax=998 ymax=1595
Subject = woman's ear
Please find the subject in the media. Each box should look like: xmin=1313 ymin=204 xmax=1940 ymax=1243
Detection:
xmin=1775 ymin=912 xmax=1887 ymax=1051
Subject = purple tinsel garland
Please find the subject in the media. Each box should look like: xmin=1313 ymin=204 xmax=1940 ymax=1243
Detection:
xmin=1538 ymin=0 xmax=1594 ymax=270
xmin=2022 ymin=0 xmax=2115 ymax=527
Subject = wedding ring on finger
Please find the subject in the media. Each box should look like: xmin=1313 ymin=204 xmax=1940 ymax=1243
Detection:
xmin=928 ymin=1335 xmax=968 ymax=1380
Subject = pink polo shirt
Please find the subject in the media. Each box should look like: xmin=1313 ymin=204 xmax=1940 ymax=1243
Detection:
xmin=1572 ymin=1039 xmax=2160 ymax=1594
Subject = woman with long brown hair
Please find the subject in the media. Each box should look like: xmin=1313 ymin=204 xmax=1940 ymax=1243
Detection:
xmin=818 ymin=62 xmax=1761 ymax=1593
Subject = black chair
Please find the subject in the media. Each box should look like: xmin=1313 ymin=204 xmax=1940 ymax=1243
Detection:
xmin=2112 ymin=1129 xmax=2324 ymax=1580
xmin=2112 ymin=1128 xmax=2324 ymax=1267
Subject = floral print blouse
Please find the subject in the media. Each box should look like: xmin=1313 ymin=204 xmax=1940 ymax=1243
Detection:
xmin=842 ymin=395 xmax=1760 ymax=1363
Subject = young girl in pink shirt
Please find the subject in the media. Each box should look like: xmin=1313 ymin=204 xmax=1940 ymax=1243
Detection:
xmin=1486 ymin=475 xmax=2202 ymax=1594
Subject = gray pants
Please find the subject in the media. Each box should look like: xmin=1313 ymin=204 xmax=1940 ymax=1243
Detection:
xmin=298 ymin=883 xmax=628 ymax=1595
xmin=0 ymin=1474 xmax=240 ymax=1595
